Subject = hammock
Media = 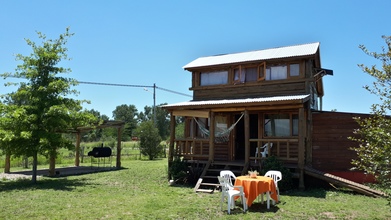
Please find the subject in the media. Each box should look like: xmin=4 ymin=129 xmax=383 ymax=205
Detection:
xmin=193 ymin=113 xmax=244 ymax=143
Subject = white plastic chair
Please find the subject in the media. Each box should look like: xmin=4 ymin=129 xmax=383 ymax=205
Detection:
xmin=264 ymin=170 xmax=282 ymax=202
xmin=220 ymin=170 xmax=236 ymax=186
xmin=217 ymin=176 xmax=247 ymax=214
xmin=255 ymin=143 xmax=273 ymax=162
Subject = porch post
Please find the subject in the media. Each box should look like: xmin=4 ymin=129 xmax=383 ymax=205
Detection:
xmin=169 ymin=113 xmax=176 ymax=163
xmin=75 ymin=132 xmax=81 ymax=167
xmin=209 ymin=111 xmax=215 ymax=162
xmin=244 ymin=110 xmax=250 ymax=165
xmin=298 ymin=107 xmax=306 ymax=189
xmin=167 ymin=113 xmax=176 ymax=180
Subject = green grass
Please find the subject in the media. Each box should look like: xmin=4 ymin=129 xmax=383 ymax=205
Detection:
xmin=1 ymin=158 xmax=390 ymax=219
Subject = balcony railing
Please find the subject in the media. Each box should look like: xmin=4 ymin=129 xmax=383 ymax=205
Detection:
xmin=174 ymin=138 xmax=209 ymax=160
xmin=250 ymin=138 xmax=299 ymax=163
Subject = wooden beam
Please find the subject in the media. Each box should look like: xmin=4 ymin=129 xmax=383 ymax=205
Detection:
xmin=169 ymin=113 xmax=176 ymax=164
xmin=209 ymin=111 xmax=215 ymax=161
xmin=298 ymin=107 xmax=305 ymax=189
xmin=172 ymin=110 xmax=210 ymax=118
xmin=116 ymin=126 xmax=122 ymax=168
xmin=244 ymin=110 xmax=250 ymax=165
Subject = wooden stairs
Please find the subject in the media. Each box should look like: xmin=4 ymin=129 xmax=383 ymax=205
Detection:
xmin=194 ymin=161 xmax=246 ymax=193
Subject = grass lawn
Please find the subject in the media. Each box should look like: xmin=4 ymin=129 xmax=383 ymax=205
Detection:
xmin=0 ymin=158 xmax=390 ymax=219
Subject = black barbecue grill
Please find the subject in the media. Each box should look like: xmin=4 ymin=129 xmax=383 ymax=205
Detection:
xmin=88 ymin=144 xmax=112 ymax=167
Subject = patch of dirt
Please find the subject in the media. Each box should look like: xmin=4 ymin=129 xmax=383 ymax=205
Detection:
xmin=0 ymin=173 xmax=33 ymax=181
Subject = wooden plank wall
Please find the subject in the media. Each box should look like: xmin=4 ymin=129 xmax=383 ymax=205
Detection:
xmin=192 ymin=80 xmax=307 ymax=101
xmin=311 ymin=111 xmax=369 ymax=171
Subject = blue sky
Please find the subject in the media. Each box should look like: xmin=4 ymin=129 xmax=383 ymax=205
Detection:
xmin=1 ymin=1 xmax=390 ymax=118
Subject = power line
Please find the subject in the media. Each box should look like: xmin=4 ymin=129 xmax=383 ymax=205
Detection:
xmin=77 ymin=80 xmax=192 ymax=98
xmin=5 ymin=76 xmax=192 ymax=98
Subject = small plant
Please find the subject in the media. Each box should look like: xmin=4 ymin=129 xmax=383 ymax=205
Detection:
xmin=248 ymin=170 xmax=259 ymax=178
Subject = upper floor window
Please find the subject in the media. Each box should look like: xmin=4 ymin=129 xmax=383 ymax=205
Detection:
xmin=265 ymin=63 xmax=301 ymax=81
xmin=234 ymin=67 xmax=258 ymax=84
xmin=200 ymin=70 xmax=228 ymax=86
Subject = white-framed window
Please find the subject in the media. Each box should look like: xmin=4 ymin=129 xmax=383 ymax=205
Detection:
xmin=200 ymin=70 xmax=228 ymax=86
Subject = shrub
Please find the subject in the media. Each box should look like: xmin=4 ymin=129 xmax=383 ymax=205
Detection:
xmin=261 ymin=156 xmax=293 ymax=191
xmin=168 ymin=157 xmax=188 ymax=183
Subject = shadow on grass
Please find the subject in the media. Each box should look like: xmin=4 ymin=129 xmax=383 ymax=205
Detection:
xmin=0 ymin=167 xmax=129 ymax=192
xmin=0 ymin=177 xmax=95 ymax=192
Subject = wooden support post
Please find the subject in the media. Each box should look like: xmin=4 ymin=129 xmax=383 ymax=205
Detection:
xmin=168 ymin=113 xmax=176 ymax=180
xmin=75 ymin=132 xmax=81 ymax=167
xmin=209 ymin=111 xmax=215 ymax=162
xmin=244 ymin=110 xmax=250 ymax=165
xmin=116 ymin=126 xmax=123 ymax=168
xmin=298 ymin=107 xmax=306 ymax=189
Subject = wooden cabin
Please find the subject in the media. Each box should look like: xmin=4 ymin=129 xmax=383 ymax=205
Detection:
xmin=162 ymin=42 xmax=371 ymax=190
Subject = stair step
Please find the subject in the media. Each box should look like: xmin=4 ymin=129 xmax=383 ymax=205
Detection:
xmin=203 ymin=175 xmax=218 ymax=179
xmin=292 ymin=173 xmax=300 ymax=178
xmin=195 ymin=189 xmax=214 ymax=193
xmin=200 ymin=183 xmax=219 ymax=187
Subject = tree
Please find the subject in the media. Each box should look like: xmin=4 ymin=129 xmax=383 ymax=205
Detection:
xmin=136 ymin=121 xmax=162 ymax=160
xmin=139 ymin=103 xmax=170 ymax=140
xmin=0 ymin=28 xmax=97 ymax=182
xmin=112 ymin=104 xmax=138 ymax=140
xmin=351 ymin=35 xmax=391 ymax=192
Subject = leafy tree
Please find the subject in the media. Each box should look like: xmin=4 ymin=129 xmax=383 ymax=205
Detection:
xmin=139 ymin=103 xmax=170 ymax=140
xmin=112 ymin=104 xmax=138 ymax=141
xmin=82 ymin=109 xmax=109 ymax=142
xmin=351 ymin=35 xmax=391 ymax=193
xmin=0 ymin=28 xmax=97 ymax=182
xmin=135 ymin=121 xmax=162 ymax=160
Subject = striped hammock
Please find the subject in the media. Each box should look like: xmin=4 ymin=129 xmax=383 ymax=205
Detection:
xmin=193 ymin=113 xmax=244 ymax=143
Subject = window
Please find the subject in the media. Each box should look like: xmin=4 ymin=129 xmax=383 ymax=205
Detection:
xmin=266 ymin=66 xmax=287 ymax=80
xmin=234 ymin=67 xmax=258 ymax=84
xmin=233 ymin=62 xmax=265 ymax=84
xmin=290 ymin=63 xmax=300 ymax=77
xmin=265 ymin=63 xmax=301 ymax=80
xmin=264 ymin=113 xmax=298 ymax=137
xmin=200 ymin=70 xmax=228 ymax=86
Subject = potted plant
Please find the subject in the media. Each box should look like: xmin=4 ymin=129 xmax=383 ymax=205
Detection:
xmin=248 ymin=170 xmax=259 ymax=178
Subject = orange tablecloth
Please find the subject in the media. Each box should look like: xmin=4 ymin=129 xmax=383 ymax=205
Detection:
xmin=234 ymin=176 xmax=278 ymax=207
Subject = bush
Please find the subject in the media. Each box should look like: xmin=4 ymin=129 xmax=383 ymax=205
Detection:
xmin=168 ymin=157 xmax=188 ymax=183
xmin=261 ymin=156 xmax=293 ymax=191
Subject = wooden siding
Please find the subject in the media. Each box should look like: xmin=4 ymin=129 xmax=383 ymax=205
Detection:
xmin=311 ymin=111 xmax=369 ymax=171
xmin=192 ymin=80 xmax=308 ymax=101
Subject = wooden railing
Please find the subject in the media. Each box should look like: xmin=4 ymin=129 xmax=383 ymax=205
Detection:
xmin=173 ymin=138 xmax=299 ymax=163
xmin=250 ymin=138 xmax=299 ymax=163
xmin=174 ymin=138 xmax=209 ymax=160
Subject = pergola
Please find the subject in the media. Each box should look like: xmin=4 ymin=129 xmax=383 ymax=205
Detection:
xmin=71 ymin=120 xmax=125 ymax=168
xmin=3 ymin=120 xmax=125 ymax=173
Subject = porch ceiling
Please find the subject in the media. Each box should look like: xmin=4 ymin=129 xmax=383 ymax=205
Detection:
xmin=162 ymin=94 xmax=310 ymax=111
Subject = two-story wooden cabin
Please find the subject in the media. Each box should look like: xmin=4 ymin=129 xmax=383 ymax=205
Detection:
xmin=162 ymin=42 xmax=376 ymax=192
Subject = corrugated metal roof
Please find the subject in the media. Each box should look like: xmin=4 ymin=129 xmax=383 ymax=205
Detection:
xmin=162 ymin=94 xmax=310 ymax=108
xmin=183 ymin=42 xmax=320 ymax=69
